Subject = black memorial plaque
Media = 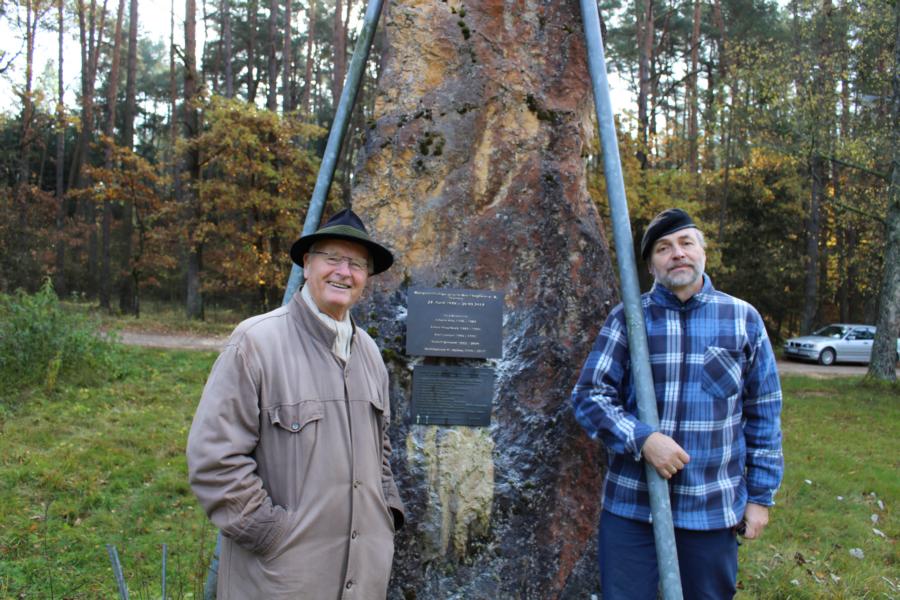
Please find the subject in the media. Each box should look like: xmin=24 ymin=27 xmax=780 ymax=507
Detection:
xmin=406 ymin=287 xmax=503 ymax=358
xmin=410 ymin=365 xmax=494 ymax=427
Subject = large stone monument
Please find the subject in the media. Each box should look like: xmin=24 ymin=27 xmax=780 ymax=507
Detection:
xmin=351 ymin=1 xmax=619 ymax=597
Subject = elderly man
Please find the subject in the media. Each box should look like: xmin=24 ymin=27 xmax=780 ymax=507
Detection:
xmin=187 ymin=208 xmax=404 ymax=600
xmin=571 ymin=208 xmax=783 ymax=599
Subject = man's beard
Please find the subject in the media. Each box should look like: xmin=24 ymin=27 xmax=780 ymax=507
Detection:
xmin=654 ymin=260 xmax=704 ymax=290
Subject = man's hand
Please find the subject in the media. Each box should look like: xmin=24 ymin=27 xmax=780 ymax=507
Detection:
xmin=641 ymin=432 xmax=690 ymax=480
xmin=739 ymin=503 xmax=769 ymax=540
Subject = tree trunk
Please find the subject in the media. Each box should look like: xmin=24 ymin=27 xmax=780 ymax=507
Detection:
xmin=18 ymin=0 xmax=37 ymax=190
xmin=687 ymin=0 xmax=700 ymax=177
xmin=799 ymin=0 xmax=835 ymax=335
xmin=68 ymin=0 xmax=108 ymax=192
xmin=867 ymin=0 xmax=900 ymax=381
xmin=351 ymin=1 xmax=617 ymax=595
xmin=184 ymin=0 xmax=203 ymax=320
xmin=266 ymin=0 xmax=278 ymax=111
xmin=331 ymin=0 xmax=345 ymax=106
xmin=708 ymin=0 xmax=727 ymax=173
xmin=717 ymin=83 xmax=736 ymax=242
xmin=702 ymin=60 xmax=716 ymax=171
xmin=302 ymin=0 xmax=316 ymax=114
xmin=247 ymin=0 xmax=258 ymax=102
xmin=69 ymin=0 xmax=109 ymax=298
xmin=636 ymin=0 xmax=653 ymax=169
xmin=119 ymin=0 xmax=138 ymax=313
xmin=800 ymin=154 xmax=824 ymax=334
xmin=201 ymin=0 xmax=212 ymax=85
xmin=99 ymin=0 xmax=125 ymax=311
xmin=169 ymin=0 xmax=178 ymax=161
xmin=222 ymin=0 xmax=234 ymax=97
xmin=55 ymin=0 xmax=66 ymax=295
xmin=282 ymin=0 xmax=293 ymax=112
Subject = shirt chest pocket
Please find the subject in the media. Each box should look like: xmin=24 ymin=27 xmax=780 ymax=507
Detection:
xmin=701 ymin=346 xmax=744 ymax=399
xmin=267 ymin=401 xmax=324 ymax=434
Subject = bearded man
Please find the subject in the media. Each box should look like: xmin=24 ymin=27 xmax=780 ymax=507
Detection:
xmin=187 ymin=209 xmax=404 ymax=599
xmin=571 ymin=208 xmax=783 ymax=599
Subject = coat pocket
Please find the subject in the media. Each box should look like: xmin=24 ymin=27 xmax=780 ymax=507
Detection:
xmin=267 ymin=401 xmax=324 ymax=433
xmin=702 ymin=346 xmax=743 ymax=399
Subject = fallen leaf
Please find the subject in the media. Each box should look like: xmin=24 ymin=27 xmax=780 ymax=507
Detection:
xmin=872 ymin=528 xmax=886 ymax=538
xmin=871 ymin=514 xmax=879 ymax=524
xmin=805 ymin=479 xmax=813 ymax=485
xmin=849 ymin=548 xmax=864 ymax=560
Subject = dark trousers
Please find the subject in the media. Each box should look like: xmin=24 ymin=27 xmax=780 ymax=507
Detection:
xmin=598 ymin=510 xmax=739 ymax=600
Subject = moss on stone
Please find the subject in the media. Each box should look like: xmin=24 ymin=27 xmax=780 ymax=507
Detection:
xmin=525 ymin=93 xmax=560 ymax=124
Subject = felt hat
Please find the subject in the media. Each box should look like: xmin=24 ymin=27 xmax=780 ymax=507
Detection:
xmin=640 ymin=208 xmax=697 ymax=261
xmin=290 ymin=208 xmax=394 ymax=274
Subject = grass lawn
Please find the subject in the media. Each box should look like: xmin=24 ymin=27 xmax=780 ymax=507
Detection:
xmin=735 ymin=376 xmax=898 ymax=599
xmin=1 ymin=347 xmax=897 ymax=598
xmin=0 ymin=346 xmax=219 ymax=599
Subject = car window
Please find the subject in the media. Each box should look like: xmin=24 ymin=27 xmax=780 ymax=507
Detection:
xmin=814 ymin=325 xmax=846 ymax=338
xmin=852 ymin=328 xmax=874 ymax=340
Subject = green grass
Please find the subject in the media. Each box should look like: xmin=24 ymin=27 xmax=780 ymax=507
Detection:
xmin=62 ymin=298 xmax=247 ymax=338
xmin=0 ymin=346 xmax=219 ymax=599
xmin=736 ymin=376 xmax=899 ymax=599
xmin=1 ymin=349 xmax=897 ymax=598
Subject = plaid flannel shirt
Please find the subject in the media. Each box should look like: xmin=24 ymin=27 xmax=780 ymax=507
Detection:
xmin=571 ymin=275 xmax=783 ymax=530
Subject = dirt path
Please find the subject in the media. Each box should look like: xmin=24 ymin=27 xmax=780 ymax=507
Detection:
xmin=776 ymin=359 xmax=898 ymax=378
xmin=115 ymin=331 xmax=897 ymax=378
xmin=116 ymin=331 xmax=228 ymax=351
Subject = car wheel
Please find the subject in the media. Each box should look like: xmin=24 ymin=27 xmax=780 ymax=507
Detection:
xmin=818 ymin=348 xmax=836 ymax=366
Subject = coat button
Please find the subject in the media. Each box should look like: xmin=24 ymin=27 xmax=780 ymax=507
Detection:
xmin=353 ymin=480 xmax=361 ymax=489
xmin=345 ymin=581 xmax=353 ymax=589
xmin=291 ymin=422 xmax=300 ymax=431
xmin=351 ymin=530 xmax=358 ymax=539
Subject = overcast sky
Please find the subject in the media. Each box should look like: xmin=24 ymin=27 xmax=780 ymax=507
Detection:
xmin=0 ymin=1 xmax=191 ymax=112
xmin=1 ymin=3 xmax=630 ymax=123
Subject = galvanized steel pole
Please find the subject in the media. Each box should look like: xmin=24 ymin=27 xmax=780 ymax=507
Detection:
xmin=578 ymin=1 xmax=684 ymax=598
xmin=281 ymin=0 xmax=387 ymax=304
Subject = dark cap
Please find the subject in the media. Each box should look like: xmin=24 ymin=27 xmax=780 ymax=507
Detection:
xmin=640 ymin=208 xmax=697 ymax=260
xmin=290 ymin=208 xmax=394 ymax=274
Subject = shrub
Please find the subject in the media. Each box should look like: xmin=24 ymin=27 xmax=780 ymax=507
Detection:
xmin=0 ymin=280 xmax=121 ymax=403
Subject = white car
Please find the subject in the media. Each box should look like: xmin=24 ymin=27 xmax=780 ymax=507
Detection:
xmin=783 ymin=324 xmax=900 ymax=366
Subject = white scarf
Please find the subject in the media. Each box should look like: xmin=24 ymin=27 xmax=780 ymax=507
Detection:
xmin=301 ymin=284 xmax=353 ymax=362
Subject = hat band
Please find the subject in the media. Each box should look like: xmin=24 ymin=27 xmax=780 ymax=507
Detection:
xmin=315 ymin=224 xmax=372 ymax=240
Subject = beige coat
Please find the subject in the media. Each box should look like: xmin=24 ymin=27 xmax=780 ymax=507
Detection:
xmin=187 ymin=292 xmax=404 ymax=600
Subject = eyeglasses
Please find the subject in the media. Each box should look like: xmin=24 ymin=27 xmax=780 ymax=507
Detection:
xmin=310 ymin=251 xmax=370 ymax=274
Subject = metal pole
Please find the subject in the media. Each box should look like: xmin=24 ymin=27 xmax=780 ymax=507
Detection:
xmin=282 ymin=0 xmax=387 ymax=304
xmin=105 ymin=544 xmax=130 ymax=600
xmin=161 ymin=543 xmax=168 ymax=600
xmin=203 ymin=524 xmax=221 ymax=600
xmin=578 ymin=1 xmax=684 ymax=598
